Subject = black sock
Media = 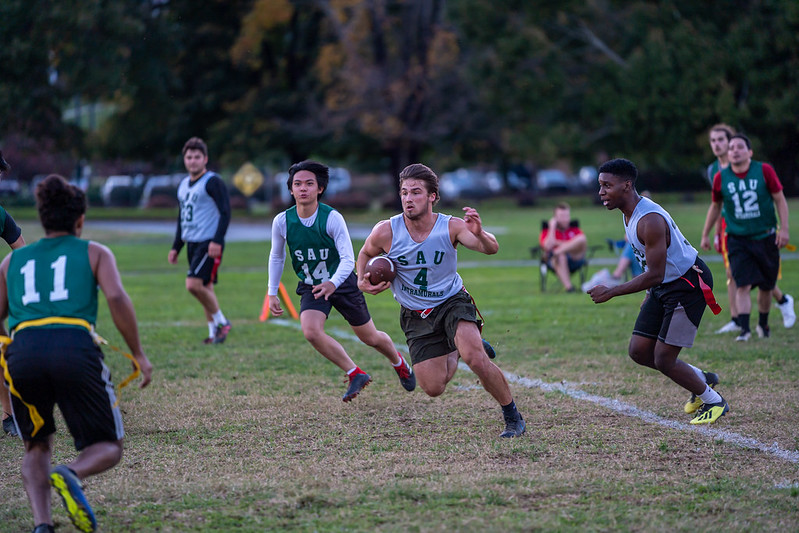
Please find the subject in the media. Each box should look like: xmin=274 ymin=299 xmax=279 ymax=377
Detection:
xmin=759 ymin=312 xmax=769 ymax=330
xmin=777 ymin=295 xmax=787 ymax=305
xmin=732 ymin=316 xmax=741 ymax=327
xmin=739 ymin=313 xmax=750 ymax=333
xmin=501 ymin=400 xmax=518 ymax=420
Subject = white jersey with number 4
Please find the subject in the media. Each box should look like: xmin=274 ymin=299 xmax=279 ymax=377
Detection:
xmin=387 ymin=213 xmax=463 ymax=309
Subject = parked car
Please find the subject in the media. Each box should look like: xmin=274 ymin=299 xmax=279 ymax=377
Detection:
xmin=140 ymin=174 xmax=184 ymax=207
xmin=0 ymin=178 xmax=20 ymax=197
xmin=102 ymin=174 xmax=145 ymax=206
xmin=273 ymin=167 xmax=351 ymax=206
xmin=577 ymin=166 xmax=598 ymax=191
xmin=535 ymin=168 xmax=573 ymax=194
xmin=439 ymin=168 xmax=503 ymax=202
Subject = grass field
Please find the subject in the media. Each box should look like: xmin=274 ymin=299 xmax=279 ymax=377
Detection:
xmin=1 ymin=196 xmax=798 ymax=532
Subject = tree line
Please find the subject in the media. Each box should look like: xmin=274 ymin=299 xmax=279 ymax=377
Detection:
xmin=1 ymin=0 xmax=797 ymax=194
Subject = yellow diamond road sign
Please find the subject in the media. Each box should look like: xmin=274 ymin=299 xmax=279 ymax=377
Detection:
xmin=233 ymin=162 xmax=264 ymax=197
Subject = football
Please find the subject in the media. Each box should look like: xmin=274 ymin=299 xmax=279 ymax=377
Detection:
xmin=364 ymin=256 xmax=396 ymax=284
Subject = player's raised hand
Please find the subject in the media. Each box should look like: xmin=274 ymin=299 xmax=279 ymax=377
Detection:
xmin=462 ymin=206 xmax=483 ymax=235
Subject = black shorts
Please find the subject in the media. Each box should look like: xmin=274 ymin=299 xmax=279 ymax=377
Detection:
xmin=186 ymin=240 xmax=222 ymax=285
xmin=545 ymin=253 xmax=586 ymax=273
xmin=726 ymin=234 xmax=780 ymax=290
xmin=633 ymin=258 xmax=713 ymax=348
xmin=400 ymin=289 xmax=481 ymax=365
xmin=5 ymin=328 xmax=124 ymax=450
xmin=296 ymin=272 xmax=371 ymax=327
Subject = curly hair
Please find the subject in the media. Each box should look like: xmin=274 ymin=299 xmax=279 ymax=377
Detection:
xmin=598 ymin=158 xmax=638 ymax=184
xmin=36 ymin=175 xmax=87 ymax=234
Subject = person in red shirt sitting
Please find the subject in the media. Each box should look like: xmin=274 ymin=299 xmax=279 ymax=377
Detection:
xmin=539 ymin=202 xmax=588 ymax=292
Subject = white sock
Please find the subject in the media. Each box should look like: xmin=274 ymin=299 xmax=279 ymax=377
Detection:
xmin=212 ymin=310 xmax=227 ymax=326
xmin=687 ymin=364 xmax=706 ymax=384
xmin=346 ymin=367 xmax=358 ymax=375
xmin=207 ymin=322 xmax=216 ymax=338
xmin=392 ymin=353 xmax=404 ymax=367
xmin=698 ymin=385 xmax=722 ymax=405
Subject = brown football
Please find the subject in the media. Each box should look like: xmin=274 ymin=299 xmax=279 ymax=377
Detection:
xmin=364 ymin=256 xmax=396 ymax=283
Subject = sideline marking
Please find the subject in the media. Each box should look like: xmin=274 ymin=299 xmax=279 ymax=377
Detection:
xmin=268 ymin=319 xmax=799 ymax=465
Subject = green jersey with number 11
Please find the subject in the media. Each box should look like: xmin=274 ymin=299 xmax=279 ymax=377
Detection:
xmin=6 ymin=235 xmax=98 ymax=331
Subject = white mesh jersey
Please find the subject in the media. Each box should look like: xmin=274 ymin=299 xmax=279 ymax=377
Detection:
xmin=624 ymin=197 xmax=698 ymax=283
xmin=177 ymin=171 xmax=221 ymax=242
xmin=387 ymin=213 xmax=463 ymax=309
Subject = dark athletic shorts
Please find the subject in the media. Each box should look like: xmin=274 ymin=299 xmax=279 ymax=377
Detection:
xmin=545 ymin=253 xmax=586 ymax=274
xmin=400 ymin=289 xmax=481 ymax=365
xmin=633 ymin=257 xmax=713 ymax=348
xmin=5 ymin=328 xmax=124 ymax=450
xmin=726 ymin=233 xmax=780 ymax=291
xmin=296 ymin=272 xmax=371 ymax=327
xmin=186 ymin=240 xmax=222 ymax=285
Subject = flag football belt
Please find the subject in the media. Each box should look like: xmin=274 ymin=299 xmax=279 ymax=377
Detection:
xmin=411 ymin=286 xmax=486 ymax=331
xmin=0 ymin=316 xmax=140 ymax=437
xmin=680 ymin=266 xmax=722 ymax=316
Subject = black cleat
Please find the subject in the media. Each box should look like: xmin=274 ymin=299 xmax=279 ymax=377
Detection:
xmin=500 ymin=413 xmax=526 ymax=438
xmin=343 ymin=372 xmax=372 ymax=402
xmin=3 ymin=416 xmax=18 ymax=438
xmin=394 ymin=356 xmax=416 ymax=392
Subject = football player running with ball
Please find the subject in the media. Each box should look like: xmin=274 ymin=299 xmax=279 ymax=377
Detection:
xmin=267 ymin=160 xmax=415 ymax=401
xmin=357 ymin=163 xmax=525 ymax=438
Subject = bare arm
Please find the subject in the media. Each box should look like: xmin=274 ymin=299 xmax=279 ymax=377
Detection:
xmin=700 ymin=201 xmax=722 ymax=251
xmin=542 ymin=218 xmax=558 ymax=251
xmin=588 ymin=213 xmax=668 ymax=303
xmin=9 ymin=235 xmax=25 ymax=249
xmin=356 ymin=220 xmax=393 ymax=295
xmin=451 ymin=206 xmax=498 ymax=255
xmin=772 ymin=190 xmax=790 ymax=248
xmin=90 ymin=242 xmax=152 ymax=387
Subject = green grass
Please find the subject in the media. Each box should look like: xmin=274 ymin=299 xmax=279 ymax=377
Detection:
xmin=1 ymin=196 xmax=798 ymax=532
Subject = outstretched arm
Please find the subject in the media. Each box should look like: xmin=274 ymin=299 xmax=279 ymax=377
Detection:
xmin=451 ymin=206 xmax=498 ymax=255
xmin=90 ymin=242 xmax=152 ymax=387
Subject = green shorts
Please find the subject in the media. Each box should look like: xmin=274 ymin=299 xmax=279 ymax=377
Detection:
xmin=400 ymin=290 xmax=481 ymax=365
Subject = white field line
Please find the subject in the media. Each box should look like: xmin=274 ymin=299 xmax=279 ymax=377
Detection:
xmin=266 ymin=319 xmax=799 ymax=465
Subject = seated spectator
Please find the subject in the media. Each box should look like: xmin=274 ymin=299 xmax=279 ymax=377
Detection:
xmin=539 ymin=202 xmax=587 ymax=292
